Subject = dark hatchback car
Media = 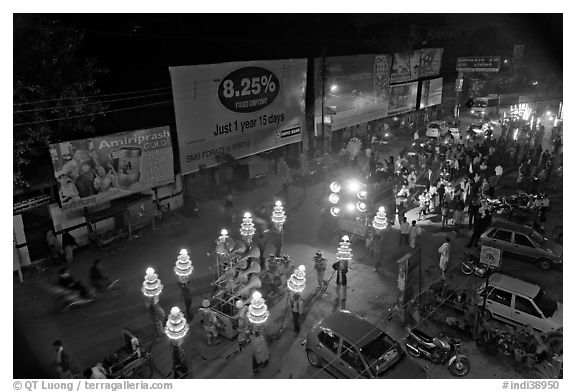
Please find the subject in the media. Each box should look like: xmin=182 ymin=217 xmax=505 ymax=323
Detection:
xmin=304 ymin=311 xmax=427 ymax=379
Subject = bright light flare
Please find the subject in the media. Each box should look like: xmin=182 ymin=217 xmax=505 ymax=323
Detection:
xmin=346 ymin=203 xmax=355 ymax=212
xmin=347 ymin=180 xmax=360 ymax=193
xmin=330 ymin=182 xmax=341 ymax=193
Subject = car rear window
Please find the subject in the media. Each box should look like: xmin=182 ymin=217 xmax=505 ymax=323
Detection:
xmin=532 ymin=290 xmax=557 ymax=318
xmin=429 ymin=124 xmax=439 ymax=129
xmin=360 ymin=332 xmax=399 ymax=374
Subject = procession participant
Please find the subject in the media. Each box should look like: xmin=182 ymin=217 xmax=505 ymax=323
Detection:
xmin=313 ymin=250 xmax=327 ymax=289
xmin=199 ymin=299 xmax=222 ymax=346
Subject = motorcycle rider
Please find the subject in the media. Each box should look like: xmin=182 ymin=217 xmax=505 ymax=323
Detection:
xmin=57 ymin=267 xmax=91 ymax=299
xmin=89 ymin=259 xmax=111 ymax=293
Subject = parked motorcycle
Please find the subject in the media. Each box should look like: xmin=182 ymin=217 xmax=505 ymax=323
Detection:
xmin=405 ymin=327 xmax=471 ymax=377
xmin=460 ymin=251 xmax=487 ymax=277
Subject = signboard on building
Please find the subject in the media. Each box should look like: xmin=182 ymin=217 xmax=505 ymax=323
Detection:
xmin=420 ymin=78 xmax=443 ymax=109
xmin=13 ymin=194 xmax=51 ymax=215
xmin=49 ymin=126 xmax=174 ymax=211
xmin=418 ymin=48 xmax=444 ymax=78
xmin=314 ymin=54 xmax=392 ymax=131
xmin=479 ymin=245 xmax=502 ymax=268
xmin=456 ymin=56 xmax=501 ymax=72
xmin=170 ymin=59 xmax=307 ymax=175
xmin=388 ymin=82 xmax=418 ymax=115
xmin=391 ymin=51 xmax=422 ymax=83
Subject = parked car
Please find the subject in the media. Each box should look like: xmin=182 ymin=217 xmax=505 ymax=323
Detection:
xmin=425 ymin=121 xmax=449 ymax=138
xmin=475 ymin=273 xmax=562 ymax=333
xmin=304 ymin=311 xmax=426 ymax=378
xmin=478 ymin=220 xmax=562 ymax=270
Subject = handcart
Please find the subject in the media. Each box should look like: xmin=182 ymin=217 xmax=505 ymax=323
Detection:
xmin=98 ymin=329 xmax=153 ymax=379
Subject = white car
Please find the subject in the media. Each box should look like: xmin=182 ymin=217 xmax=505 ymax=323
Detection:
xmin=425 ymin=121 xmax=449 ymax=138
xmin=476 ymin=273 xmax=562 ymax=333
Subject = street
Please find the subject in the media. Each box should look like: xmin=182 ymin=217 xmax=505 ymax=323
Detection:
xmin=14 ymin=115 xmax=562 ymax=379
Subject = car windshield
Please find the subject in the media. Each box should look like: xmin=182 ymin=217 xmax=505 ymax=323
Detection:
xmin=359 ymin=332 xmax=400 ymax=374
xmin=533 ymin=289 xmax=557 ymax=318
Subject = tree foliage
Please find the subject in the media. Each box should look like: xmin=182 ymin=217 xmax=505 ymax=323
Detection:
xmin=13 ymin=14 xmax=106 ymax=190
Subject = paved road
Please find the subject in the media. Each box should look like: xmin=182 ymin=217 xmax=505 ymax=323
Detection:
xmin=13 ymin=126 xmax=562 ymax=379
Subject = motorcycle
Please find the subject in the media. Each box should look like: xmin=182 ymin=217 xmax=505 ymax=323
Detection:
xmin=53 ymin=286 xmax=94 ymax=312
xmin=405 ymin=327 xmax=471 ymax=376
xmin=460 ymin=251 xmax=487 ymax=277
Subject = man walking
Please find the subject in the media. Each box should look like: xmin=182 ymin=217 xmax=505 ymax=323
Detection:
xmin=290 ymin=292 xmax=304 ymax=333
xmin=399 ymin=217 xmax=410 ymax=246
xmin=313 ymin=251 xmax=327 ymax=289
xmin=53 ymin=340 xmax=75 ymax=378
xmin=438 ymin=238 xmax=451 ymax=280
xmin=408 ymin=220 xmax=419 ymax=249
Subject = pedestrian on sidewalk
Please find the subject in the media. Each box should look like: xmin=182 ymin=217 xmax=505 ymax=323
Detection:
xmin=333 ymin=261 xmax=348 ymax=300
xmin=61 ymin=229 xmax=78 ymax=264
xmin=441 ymin=202 xmax=450 ymax=230
xmin=290 ymin=292 xmax=304 ymax=333
xmin=313 ymin=251 xmax=327 ymax=289
xmin=399 ymin=217 xmax=410 ymax=246
xmin=408 ymin=220 xmax=419 ymax=249
xmin=438 ymin=238 xmax=451 ymax=281
xmin=251 ymin=329 xmax=270 ymax=375
xmin=53 ymin=340 xmax=76 ymax=379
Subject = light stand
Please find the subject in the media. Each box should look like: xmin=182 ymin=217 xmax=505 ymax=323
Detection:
xmin=141 ymin=267 xmax=165 ymax=336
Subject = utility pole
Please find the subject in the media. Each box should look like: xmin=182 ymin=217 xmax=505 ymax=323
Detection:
xmin=320 ymin=51 xmax=326 ymax=154
xmin=454 ymin=71 xmax=464 ymax=120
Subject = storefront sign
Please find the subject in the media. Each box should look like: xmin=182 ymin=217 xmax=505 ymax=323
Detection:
xmin=456 ymin=56 xmax=501 ymax=72
xmin=388 ymin=82 xmax=418 ymax=115
xmin=391 ymin=51 xmax=422 ymax=83
xmin=13 ymin=194 xmax=51 ymax=215
xmin=420 ymin=78 xmax=443 ymax=109
xmin=315 ymin=54 xmax=392 ymax=131
xmin=480 ymin=245 xmax=502 ymax=268
xmin=49 ymin=126 xmax=174 ymax=211
xmin=169 ymin=59 xmax=307 ymax=175
xmin=418 ymin=48 xmax=443 ymax=78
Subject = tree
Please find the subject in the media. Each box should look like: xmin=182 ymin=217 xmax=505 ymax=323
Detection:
xmin=13 ymin=15 xmax=106 ymax=190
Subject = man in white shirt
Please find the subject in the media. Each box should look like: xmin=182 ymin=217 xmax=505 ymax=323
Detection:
xmin=399 ymin=217 xmax=410 ymax=246
xmin=438 ymin=237 xmax=451 ymax=280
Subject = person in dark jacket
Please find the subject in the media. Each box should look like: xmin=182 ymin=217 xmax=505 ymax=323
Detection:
xmin=467 ymin=197 xmax=480 ymax=230
xmin=53 ymin=340 xmax=75 ymax=378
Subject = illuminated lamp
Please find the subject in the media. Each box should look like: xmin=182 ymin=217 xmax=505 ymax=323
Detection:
xmin=240 ymin=212 xmax=256 ymax=245
xmin=372 ymin=206 xmax=388 ymax=231
xmin=548 ymin=116 xmax=553 ymax=121
xmin=346 ymin=203 xmax=355 ymax=213
xmin=247 ymin=291 xmax=269 ymax=324
xmin=165 ymin=307 xmax=189 ymax=344
xmin=329 ymin=193 xmax=340 ymax=204
xmin=357 ymin=189 xmax=367 ymax=200
xmin=347 ymin=180 xmax=360 ymax=193
xmin=271 ymin=201 xmax=286 ymax=227
xmin=330 ymin=84 xmax=338 ymax=92
xmin=287 ymin=265 xmax=306 ymax=293
xmin=336 ymin=235 xmax=353 ymax=263
xmin=330 ymin=182 xmax=341 ymax=193
xmin=174 ymin=249 xmax=193 ymax=284
xmin=142 ymin=267 xmax=163 ymax=298
xmin=356 ymin=201 xmax=367 ymax=213
xmin=216 ymin=229 xmax=233 ymax=255
xmin=330 ymin=207 xmax=341 ymax=217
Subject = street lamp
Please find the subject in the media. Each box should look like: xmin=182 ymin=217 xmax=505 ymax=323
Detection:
xmin=247 ymin=291 xmax=269 ymax=325
xmin=287 ymin=265 xmax=306 ymax=293
xmin=372 ymin=206 xmax=389 ymax=230
xmin=165 ymin=306 xmax=189 ymax=378
xmin=174 ymin=249 xmax=194 ymax=320
xmin=141 ymin=267 xmax=165 ymax=336
xmin=337 ymin=235 xmax=353 ymax=263
xmin=240 ymin=212 xmax=256 ymax=247
xmin=271 ymin=201 xmax=286 ymax=229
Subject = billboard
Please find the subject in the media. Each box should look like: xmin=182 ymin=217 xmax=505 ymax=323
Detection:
xmin=420 ymin=78 xmax=443 ymax=109
xmin=456 ymin=56 xmax=501 ymax=72
xmin=388 ymin=82 xmax=418 ymax=115
xmin=418 ymin=48 xmax=443 ymax=78
xmin=49 ymin=127 xmax=174 ymax=211
xmin=391 ymin=51 xmax=421 ymax=83
xmin=169 ymin=59 xmax=307 ymax=174
xmin=314 ymin=54 xmax=392 ymax=131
